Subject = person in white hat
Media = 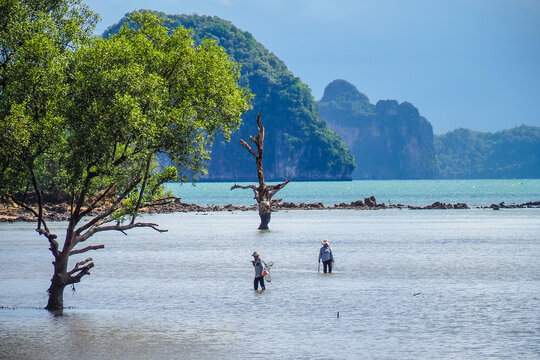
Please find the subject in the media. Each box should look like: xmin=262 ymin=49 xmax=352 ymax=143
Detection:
xmin=252 ymin=251 xmax=266 ymax=290
xmin=318 ymin=239 xmax=334 ymax=273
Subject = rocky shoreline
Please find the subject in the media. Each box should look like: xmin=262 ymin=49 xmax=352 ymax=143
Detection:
xmin=1 ymin=196 xmax=539 ymax=223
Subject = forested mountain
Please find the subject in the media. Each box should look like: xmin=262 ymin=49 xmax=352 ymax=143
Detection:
xmin=105 ymin=12 xmax=355 ymax=181
xmin=104 ymin=14 xmax=538 ymax=181
xmin=435 ymin=126 xmax=540 ymax=179
xmin=318 ymin=80 xmax=437 ymax=179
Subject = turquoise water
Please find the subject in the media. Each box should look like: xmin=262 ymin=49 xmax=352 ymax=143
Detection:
xmin=166 ymin=179 xmax=540 ymax=207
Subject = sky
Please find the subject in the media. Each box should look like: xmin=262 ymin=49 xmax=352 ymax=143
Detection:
xmin=87 ymin=0 xmax=540 ymax=134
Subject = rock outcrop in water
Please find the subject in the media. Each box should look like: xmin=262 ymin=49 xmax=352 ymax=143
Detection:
xmin=3 ymin=198 xmax=539 ymax=222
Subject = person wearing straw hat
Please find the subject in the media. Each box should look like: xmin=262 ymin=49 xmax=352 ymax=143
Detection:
xmin=318 ymin=239 xmax=334 ymax=273
xmin=252 ymin=251 xmax=266 ymax=290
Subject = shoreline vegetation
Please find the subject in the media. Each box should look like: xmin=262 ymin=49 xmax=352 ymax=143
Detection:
xmin=1 ymin=196 xmax=539 ymax=223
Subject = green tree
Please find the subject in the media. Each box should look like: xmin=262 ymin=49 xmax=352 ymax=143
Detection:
xmin=0 ymin=5 xmax=250 ymax=314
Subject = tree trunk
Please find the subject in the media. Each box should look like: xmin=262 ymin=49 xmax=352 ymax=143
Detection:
xmin=45 ymin=252 xmax=69 ymax=315
xmin=258 ymin=199 xmax=271 ymax=230
xmin=45 ymin=274 xmax=66 ymax=315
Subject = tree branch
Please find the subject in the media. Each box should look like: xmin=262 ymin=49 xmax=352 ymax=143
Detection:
xmin=68 ymin=257 xmax=93 ymax=276
xmin=78 ymin=183 xmax=115 ymax=219
xmin=29 ymin=166 xmax=47 ymax=232
xmin=69 ymin=244 xmax=104 ymax=256
xmin=132 ymin=155 xmax=152 ymax=223
xmin=80 ymin=221 xmax=168 ymax=242
xmin=75 ymin=177 xmax=142 ymax=236
xmin=10 ymin=196 xmax=60 ymax=258
xmin=268 ymin=179 xmax=291 ymax=198
xmin=231 ymin=184 xmax=259 ymax=200
xmin=67 ymin=259 xmax=95 ymax=284
xmin=239 ymin=139 xmax=258 ymax=158
xmin=231 ymin=184 xmax=257 ymax=191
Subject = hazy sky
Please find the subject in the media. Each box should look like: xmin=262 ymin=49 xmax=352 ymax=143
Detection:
xmin=87 ymin=0 xmax=540 ymax=134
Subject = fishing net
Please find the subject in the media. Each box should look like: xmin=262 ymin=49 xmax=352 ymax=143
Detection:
xmin=263 ymin=261 xmax=273 ymax=282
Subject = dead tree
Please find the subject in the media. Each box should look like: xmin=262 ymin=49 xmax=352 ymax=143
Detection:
xmin=231 ymin=113 xmax=290 ymax=230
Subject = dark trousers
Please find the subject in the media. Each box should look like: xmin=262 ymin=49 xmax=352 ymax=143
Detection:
xmin=323 ymin=260 xmax=333 ymax=273
xmin=254 ymin=276 xmax=265 ymax=290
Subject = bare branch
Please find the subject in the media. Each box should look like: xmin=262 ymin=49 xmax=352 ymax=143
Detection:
xmin=78 ymin=183 xmax=115 ymax=219
xmin=231 ymin=184 xmax=257 ymax=191
xmin=28 ymin=167 xmax=48 ymax=233
xmin=81 ymin=221 xmax=168 ymax=241
xmin=72 ymin=162 xmax=97 ymax=221
xmin=132 ymin=155 xmax=152 ymax=223
xmin=268 ymin=179 xmax=291 ymax=198
xmin=10 ymin=197 xmax=60 ymax=257
xmin=75 ymin=177 xmax=142 ymax=236
xmin=240 ymin=139 xmax=258 ymax=158
xmin=231 ymin=184 xmax=259 ymax=200
xmin=67 ymin=261 xmax=95 ymax=284
xmin=69 ymin=244 xmax=105 ymax=256
xmin=38 ymin=228 xmax=60 ymax=258
xmin=256 ymin=112 xmax=264 ymax=133
xmin=68 ymin=257 xmax=93 ymax=275
xmin=10 ymin=196 xmax=39 ymax=218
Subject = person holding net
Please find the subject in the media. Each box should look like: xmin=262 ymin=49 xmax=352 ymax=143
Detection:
xmin=252 ymin=251 xmax=266 ymax=290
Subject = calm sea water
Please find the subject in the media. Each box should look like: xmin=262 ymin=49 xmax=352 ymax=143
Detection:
xmin=1 ymin=181 xmax=540 ymax=359
xmin=166 ymin=179 xmax=540 ymax=207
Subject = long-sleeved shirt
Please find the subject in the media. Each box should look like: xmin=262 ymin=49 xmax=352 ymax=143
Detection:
xmin=319 ymin=245 xmax=333 ymax=262
xmin=253 ymin=257 xmax=265 ymax=277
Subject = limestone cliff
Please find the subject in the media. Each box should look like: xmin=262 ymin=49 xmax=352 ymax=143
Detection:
xmin=318 ymin=80 xmax=437 ymax=179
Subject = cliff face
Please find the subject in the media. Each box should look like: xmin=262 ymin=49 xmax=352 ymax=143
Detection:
xmin=105 ymin=13 xmax=355 ymax=181
xmin=318 ymin=80 xmax=437 ymax=179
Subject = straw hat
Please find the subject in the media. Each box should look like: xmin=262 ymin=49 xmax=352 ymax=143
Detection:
xmin=252 ymin=251 xmax=260 ymax=257
xmin=322 ymin=239 xmax=330 ymax=245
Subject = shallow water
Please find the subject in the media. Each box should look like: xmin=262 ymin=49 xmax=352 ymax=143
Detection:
xmin=1 ymin=209 xmax=540 ymax=359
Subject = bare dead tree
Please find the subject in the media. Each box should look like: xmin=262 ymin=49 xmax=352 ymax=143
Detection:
xmin=231 ymin=113 xmax=290 ymax=230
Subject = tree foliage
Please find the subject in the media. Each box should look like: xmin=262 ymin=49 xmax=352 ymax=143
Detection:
xmin=0 ymin=4 xmax=250 ymax=313
xmin=0 ymin=0 xmax=98 ymax=199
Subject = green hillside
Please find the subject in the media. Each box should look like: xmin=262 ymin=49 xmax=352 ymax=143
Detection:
xmin=105 ymin=12 xmax=355 ymax=181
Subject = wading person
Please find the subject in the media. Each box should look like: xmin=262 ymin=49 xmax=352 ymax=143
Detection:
xmin=318 ymin=239 xmax=334 ymax=273
xmin=252 ymin=251 xmax=266 ymax=290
